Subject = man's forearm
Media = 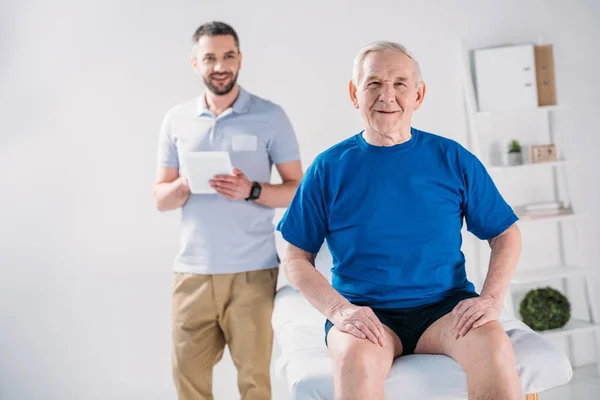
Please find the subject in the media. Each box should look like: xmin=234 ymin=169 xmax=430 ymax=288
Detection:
xmin=481 ymin=224 xmax=521 ymax=301
xmin=284 ymin=255 xmax=350 ymax=320
xmin=254 ymin=180 xmax=300 ymax=208
xmin=154 ymin=178 xmax=190 ymax=211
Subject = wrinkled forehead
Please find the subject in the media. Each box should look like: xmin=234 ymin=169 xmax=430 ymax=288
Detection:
xmin=359 ymin=51 xmax=416 ymax=83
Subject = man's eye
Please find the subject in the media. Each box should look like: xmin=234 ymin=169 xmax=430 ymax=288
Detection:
xmin=395 ymin=82 xmax=406 ymax=87
xmin=368 ymin=82 xmax=381 ymax=87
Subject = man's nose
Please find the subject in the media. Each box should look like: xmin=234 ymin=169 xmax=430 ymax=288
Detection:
xmin=213 ymin=60 xmax=226 ymax=72
xmin=378 ymin=82 xmax=396 ymax=102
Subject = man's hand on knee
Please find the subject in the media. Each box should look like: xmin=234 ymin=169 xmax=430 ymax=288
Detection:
xmin=331 ymin=304 xmax=387 ymax=347
xmin=451 ymin=295 xmax=502 ymax=338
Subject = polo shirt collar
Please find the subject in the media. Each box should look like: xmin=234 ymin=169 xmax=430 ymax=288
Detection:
xmin=197 ymin=86 xmax=251 ymax=116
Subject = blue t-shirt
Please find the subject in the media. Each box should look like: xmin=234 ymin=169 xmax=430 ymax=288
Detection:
xmin=276 ymin=128 xmax=518 ymax=309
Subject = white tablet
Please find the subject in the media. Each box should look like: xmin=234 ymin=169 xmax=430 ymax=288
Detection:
xmin=182 ymin=151 xmax=234 ymax=194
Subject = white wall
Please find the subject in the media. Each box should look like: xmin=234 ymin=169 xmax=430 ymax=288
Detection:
xmin=1 ymin=0 xmax=599 ymax=399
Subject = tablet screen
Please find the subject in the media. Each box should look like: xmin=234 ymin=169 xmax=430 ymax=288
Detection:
xmin=182 ymin=151 xmax=233 ymax=194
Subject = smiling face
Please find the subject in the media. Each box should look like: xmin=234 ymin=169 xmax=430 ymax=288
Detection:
xmin=350 ymin=50 xmax=425 ymax=139
xmin=191 ymin=34 xmax=242 ymax=95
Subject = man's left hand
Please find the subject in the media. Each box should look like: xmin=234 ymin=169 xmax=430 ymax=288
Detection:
xmin=451 ymin=294 xmax=502 ymax=338
xmin=210 ymin=168 xmax=252 ymax=200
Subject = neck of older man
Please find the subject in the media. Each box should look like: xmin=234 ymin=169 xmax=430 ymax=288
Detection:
xmin=363 ymin=126 xmax=412 ymax=147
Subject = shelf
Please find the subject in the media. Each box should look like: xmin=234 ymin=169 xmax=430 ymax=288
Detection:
xmin=487 ymin=159 xmax=570 ymax=173
xmin=477 ymin=105 xmax=564 ymax=117
xmin=517 ymin=212 xmax=588 ymax=225
xmin=512 ymin=265 xmax=594 ymax=285
xmin=539 ymin=320 xmax=600 ymax=339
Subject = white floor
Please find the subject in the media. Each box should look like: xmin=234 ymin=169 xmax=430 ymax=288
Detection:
xmin=541 ymin=365 xmax=600 ymax=399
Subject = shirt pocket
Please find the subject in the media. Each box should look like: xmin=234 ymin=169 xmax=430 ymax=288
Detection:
xmin=231 ymin=134 xmax=258 ymax=152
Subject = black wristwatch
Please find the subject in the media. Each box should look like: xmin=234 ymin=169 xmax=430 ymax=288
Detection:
xmin=245 ymin=181 xmax=262 ymax=201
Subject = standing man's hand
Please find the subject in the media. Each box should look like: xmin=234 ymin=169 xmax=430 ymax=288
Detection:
xmin=330 ymin=303 xmax=387 ymax=346
xmin=451 ymin=294 xmax=503 ymax=338
xmin=210 ymin=168 xmax=252 ymax=200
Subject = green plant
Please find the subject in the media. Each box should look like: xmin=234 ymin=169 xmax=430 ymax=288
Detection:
xmin=508 ymin=139 xmax=522 ymax=153
xmin=520 ymin=287 xmax=571 ymax=331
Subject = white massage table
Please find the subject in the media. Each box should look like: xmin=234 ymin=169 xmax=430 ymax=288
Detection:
xmin=271 ymin=251 xmax=573 ymax=399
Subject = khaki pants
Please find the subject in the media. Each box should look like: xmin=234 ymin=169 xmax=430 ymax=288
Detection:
xmin=172 ymin=268 xmax=278 ymax=400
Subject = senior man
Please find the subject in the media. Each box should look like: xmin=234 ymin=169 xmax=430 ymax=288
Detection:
xmin=277 ymin=41 xmax=522 ymax=400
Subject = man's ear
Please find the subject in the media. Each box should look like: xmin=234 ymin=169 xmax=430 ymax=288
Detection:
xmin=349 ymin=80 xmax=359 ymax=109
xmin=413 ymin=81 xmax=426 ymax=110
xmin=190 ymin=57 xmax=200 ymax=74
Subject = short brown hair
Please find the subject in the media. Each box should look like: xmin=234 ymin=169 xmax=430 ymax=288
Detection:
xmin=192 ymin=21 xmax=240 ymax=51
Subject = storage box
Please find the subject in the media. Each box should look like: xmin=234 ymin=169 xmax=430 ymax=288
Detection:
xmin=473 ymin=43 xmax=558 ymax=112
xmin=474 ymin=44 xmax=539 ymax=112
xmin=534 ymin=45 xmax=557 ymax=106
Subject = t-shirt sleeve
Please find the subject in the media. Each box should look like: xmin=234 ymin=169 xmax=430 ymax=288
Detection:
xmin=157 ymin=112 xmax=179 ymax=168
xmin=267 ymin=106 xmax=301 ymax=164
xmin=462 ymin=156 xmax=519 ymax=240
xmin=276 ymin=159 xmax=328 ymax=253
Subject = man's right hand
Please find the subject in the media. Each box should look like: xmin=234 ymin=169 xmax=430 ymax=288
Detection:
xmin=330 ymin=303 xmax=387 ymax=346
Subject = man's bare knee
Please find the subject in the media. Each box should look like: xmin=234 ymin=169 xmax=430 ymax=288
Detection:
xmin=329 ymin=329 xmax=392 ymax=381
xmin=335 ymin=338 xmax=379 ymax=371
xmin=462 ymin=325 xmax=515 ymax=370
xmin=455 ymin=324 xmax=522 ymax=400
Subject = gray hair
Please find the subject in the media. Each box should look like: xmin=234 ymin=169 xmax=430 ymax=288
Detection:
xmin=352 ymin=41 xmax=422 ymax=86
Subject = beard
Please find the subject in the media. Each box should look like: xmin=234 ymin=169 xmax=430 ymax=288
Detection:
xmin=203 ymin=71 xmax=239 ymax=95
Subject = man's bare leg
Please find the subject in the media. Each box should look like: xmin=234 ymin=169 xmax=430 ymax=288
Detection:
xmin=327 ymin=325 xmax=402 ymax=400
xmin=415 ymin=314 xmax=521 ymax=400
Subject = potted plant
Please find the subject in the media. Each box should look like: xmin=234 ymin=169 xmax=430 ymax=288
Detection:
xmin=520 ymin=287 xmax=571 ymax=331
xmin=507 ymin=139 xmax=523 ymax=166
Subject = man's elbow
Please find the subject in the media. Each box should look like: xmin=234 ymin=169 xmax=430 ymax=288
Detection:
xmin=153 ymin=188 xmax=168 ymax=212
xmin=155 ymin=199 xmax=167 ymax=212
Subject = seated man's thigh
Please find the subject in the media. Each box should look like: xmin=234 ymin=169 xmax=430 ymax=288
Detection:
xmin=327 ymin=325 xmax=402 ymax=376
xmin=414 ymin=314 xmax=515 ymax=369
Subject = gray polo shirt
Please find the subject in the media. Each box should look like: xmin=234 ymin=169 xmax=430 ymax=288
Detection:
xmin=157 ymin=87 xmax=300 ymax=274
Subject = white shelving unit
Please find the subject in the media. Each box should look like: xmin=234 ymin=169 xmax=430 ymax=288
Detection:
xmin=486 ymin=159 xmax=571 ymax=173
xmin=517 ymin=212 xmax=588 ymax=225
xmin=461 ymin=40 xmax=600 ymax=375
xmin=476 ymin=104 xmax=565 ymax=117
xmin=512 ymin=265 xmax=595 ymax=285
xmin=540 ymin=320 xmax=600 ymax=340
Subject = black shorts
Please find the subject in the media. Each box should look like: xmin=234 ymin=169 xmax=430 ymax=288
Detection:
xmin=324 ymin=291 xmax=479 ymax=355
